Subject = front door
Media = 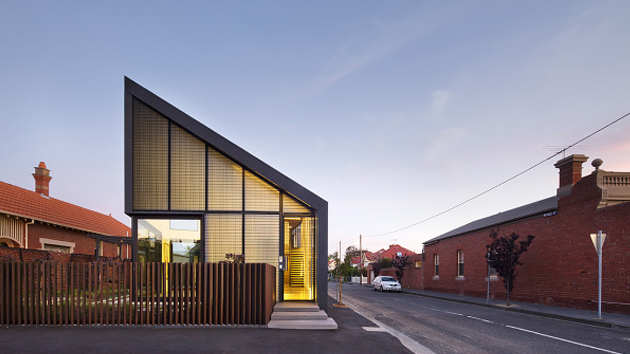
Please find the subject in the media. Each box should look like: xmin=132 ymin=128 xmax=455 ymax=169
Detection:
xmin=282 ymin=216 xmax=314 ymax=301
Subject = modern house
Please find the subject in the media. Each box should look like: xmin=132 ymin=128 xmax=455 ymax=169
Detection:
xmin=0 ymin=162 xmax=131 ymax=260
xmin=422 ymin=154 xmax=630 ymax=314
xmin=124 ymin=78 xmax=329 ymax=310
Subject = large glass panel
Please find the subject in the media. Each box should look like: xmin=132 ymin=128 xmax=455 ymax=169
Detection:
xmin=170 ymin=125 xmax=205 ymax=210
xmin=132 ymin=99 xmax=168 ymax=211
xmin=245 ymin=171 xmax=279 ymax=212
xmin=245 ymin=215 xmax=280 ymax=297
xmin=207 ymin=148 xmax=243 ymax=211
xmin=137 ymin=219 xmax=201 ymax=263
xmin=283 ymin=216 xmax=315 ymax=300
xmin=204 ymin=214 xmax=242 ymax=262
xmin=283 ymin=194 xmax=311 ymax=213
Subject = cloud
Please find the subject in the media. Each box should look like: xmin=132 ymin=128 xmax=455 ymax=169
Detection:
xmin=429 ymin=90 xmax=450 ymax=122
xmin=298 ymin=6 xmax=459 ymax=99
xmin=423 ymin=127 xmax=466 ymax=164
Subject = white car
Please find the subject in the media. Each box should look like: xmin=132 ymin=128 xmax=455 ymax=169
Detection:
xmin=372 ymin=275 xmax=401 ymax=292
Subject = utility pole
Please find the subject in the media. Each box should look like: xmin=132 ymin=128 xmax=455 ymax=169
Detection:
xmin=338 ymin=241 xmax=342 ymax=305
xmin=359 ymin=234 xmax=363 ymax=285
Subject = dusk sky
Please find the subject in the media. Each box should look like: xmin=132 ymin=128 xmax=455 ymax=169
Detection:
xmin=2 ymin=1 xmax=629 ymax=257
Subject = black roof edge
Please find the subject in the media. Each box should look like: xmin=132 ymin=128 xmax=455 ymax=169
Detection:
xmin=423 ymin=196 xmax=558 ymax=245
xmin=124 ymin=77 xmax=327 ymax=212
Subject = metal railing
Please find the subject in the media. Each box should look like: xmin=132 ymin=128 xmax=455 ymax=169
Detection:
xmin=0 ymin=262 xmax=275 ymax=326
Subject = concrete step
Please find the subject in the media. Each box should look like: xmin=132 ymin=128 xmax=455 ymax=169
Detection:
xmin=267 ymin=317 xmax=338 ymax=330
xmin=271 ymin=310 xmax=329 ymax=321
xmin=273 ymin=301 xmax=320 ymax=312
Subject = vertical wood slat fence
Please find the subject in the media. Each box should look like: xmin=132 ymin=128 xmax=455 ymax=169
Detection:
xmin=0 ymin=262 xmax=275 ymax=326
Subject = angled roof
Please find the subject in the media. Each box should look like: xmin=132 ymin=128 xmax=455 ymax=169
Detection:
xmin=0 ymin=181 xmax=131 ymax=236
xmin=424 ymin=196 xmax=558 ymax=245
xmin=353 ymin=244 xmax=417 ymax=264
xmin=124 ymin=77 xmax=327 ymax=214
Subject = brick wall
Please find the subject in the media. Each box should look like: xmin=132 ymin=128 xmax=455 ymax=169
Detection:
xmin=0 ymin=247 xmax=121 ymax=263
xmin=27 ymin=222 xmax=128 ymax=258
xmin=421 ymin=173 xmax=630 ymax=314
xmin=374 ymin=255 xmax=425 ymax=289
xmin=403 ymin=254 xmax=424 ymax=290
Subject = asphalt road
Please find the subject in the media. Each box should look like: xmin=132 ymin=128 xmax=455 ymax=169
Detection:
xmin=332 ymin=282 xmax=630 ymax=354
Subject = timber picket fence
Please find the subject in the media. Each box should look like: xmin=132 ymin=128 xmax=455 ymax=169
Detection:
xmin=0 ymin=262 xmax=275 ymax=326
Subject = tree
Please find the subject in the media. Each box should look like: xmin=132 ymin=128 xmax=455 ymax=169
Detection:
xmin=393 ymin=254 xmax=412 ymax=286
xmin=485 ymin=230 xmax=535 ymax=306
xmin=369 ymin=257 xmax=392 ymax=277
xmin=343 ymin=245 xmax=362 ymax=263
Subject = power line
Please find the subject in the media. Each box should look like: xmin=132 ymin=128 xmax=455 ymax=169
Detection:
xmin=363 ymin=111 xmax=630 ymax=238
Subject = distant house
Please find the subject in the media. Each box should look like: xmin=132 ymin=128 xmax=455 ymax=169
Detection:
xmin=0 ymin=162 xmax=131 ymax=260
xmin=356 ymin=243 xmax=416 ymax=267
xmin=362 ymin=244 xmax=416 ymax=283
xmin=421 ymin=154 xmax=630 ymax=314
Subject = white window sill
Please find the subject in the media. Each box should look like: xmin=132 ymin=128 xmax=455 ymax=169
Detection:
xmin=455 ymin=276 xmax=465 ymax=281
xmin=432 ymin=276 xmax=439 ymax=280
xmin=485 ymin=276 xmax=499 ymax=282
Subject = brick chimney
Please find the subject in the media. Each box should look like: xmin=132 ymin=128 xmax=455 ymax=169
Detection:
xmin=33 ymin=162 xmax=52 ymax=196
xmin=554 ymin=154 xmax=588 ymax=197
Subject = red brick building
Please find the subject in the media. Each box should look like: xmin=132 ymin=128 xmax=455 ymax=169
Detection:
xmin=363 ymin=244 xmax=416 ymax=284
xmin=422 ymin=154 xmax=630 ymax=314
xmin=0 ymin=162 xmax=131 ymax=259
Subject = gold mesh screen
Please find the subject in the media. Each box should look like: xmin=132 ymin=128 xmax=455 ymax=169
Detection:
xmin=132 ymin=99 xmax=168 ymax=210
xmin=245 ymin=214 xmax=280 ymax=297
xmin=283 ymin=194 xmax=311 ymax=213
xmin=283 ymin=216 xmax=315 ymax=300
xmin=204 ymin=214 xmax=242 ymax=263
xmin=170 ymin=124 xmax=205 ymax=210
xmin=208 ymin=148 xmax=243 ymax=211
xmin=244 ymin=171 xmax=279 ymax=212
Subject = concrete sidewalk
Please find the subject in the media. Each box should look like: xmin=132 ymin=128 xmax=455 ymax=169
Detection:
xmin=0 ymin=296 xmax=414 ymax=354
xmin=398 ymin=287 xmax=630 ymax=331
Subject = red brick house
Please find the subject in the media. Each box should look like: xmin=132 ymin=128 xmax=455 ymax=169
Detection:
xmin=422 ymin=154 xmax=630 ymax=314
xmin=0 ymin=162 xmax=131 ymax=259
xmin=364 ymin=244 xmax=416 ymax=284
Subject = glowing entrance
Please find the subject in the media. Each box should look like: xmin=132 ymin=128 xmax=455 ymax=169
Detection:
xmin=283 ymin=215 xmax=315 ymax=301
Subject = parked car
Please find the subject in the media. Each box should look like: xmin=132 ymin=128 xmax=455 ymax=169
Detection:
xmin=372 ymin=275 xmax=401 ymax=292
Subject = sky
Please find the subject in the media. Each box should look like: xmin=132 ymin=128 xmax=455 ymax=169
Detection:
xmin=1 ymin=1 xmax=630 ymax=258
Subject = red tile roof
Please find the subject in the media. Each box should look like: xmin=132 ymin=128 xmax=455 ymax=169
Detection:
xmin=352 ymin=244 xmax=416 ymax=265
xmin=0 ymin=181 xmax=130 ymax=236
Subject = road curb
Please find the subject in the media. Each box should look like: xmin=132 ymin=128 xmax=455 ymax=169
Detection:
xmin=401 ymin=290 xmax=630 ymax=332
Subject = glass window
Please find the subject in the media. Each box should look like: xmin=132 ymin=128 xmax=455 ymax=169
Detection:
xmin=170 ymin=124 xmax=205 ymax=211
xmin=137 ymin=219 xmax=201 ymax=263
xmin=245 ymin=171 xmax=279 ymax=212
xmin=283 ymin=194 xmax=310 ymax=213
xmin=204 ymin=214 xmax=242 ymax=263
xmin=208 ymin=148 xmax=243 ymax=211
xmin=457 ymin=250 xmax=464 ymax=277
xmin=415 ymin=260 xmax=422 ymax=268
xmin=132 ymin=99 xmax=169 ymax=211
xmin=43 ymin=244 xmax=71 ymax=254
xmin=434 ymin=254 xmax=439 ymax=277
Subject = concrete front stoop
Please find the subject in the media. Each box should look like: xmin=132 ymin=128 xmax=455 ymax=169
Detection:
xmin=267 ymin=302 xmax=338 ymax=330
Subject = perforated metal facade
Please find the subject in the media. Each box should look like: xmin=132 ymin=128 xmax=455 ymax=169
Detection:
xmin=125 ymin=78 xmax=327 ymax=308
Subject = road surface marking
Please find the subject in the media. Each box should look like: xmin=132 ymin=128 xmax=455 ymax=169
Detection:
xmin=363 ymin=326 xmax=387 ymax=332
xmin=505 ymin=325 xmax=623 ymax=354
xmin=329 ymin=290 xmax=436 ymax=354
xmin=445 ymin=311 xmax=463 ymax=316
xmin=466 ymin=315 xmax=494 ymax=324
